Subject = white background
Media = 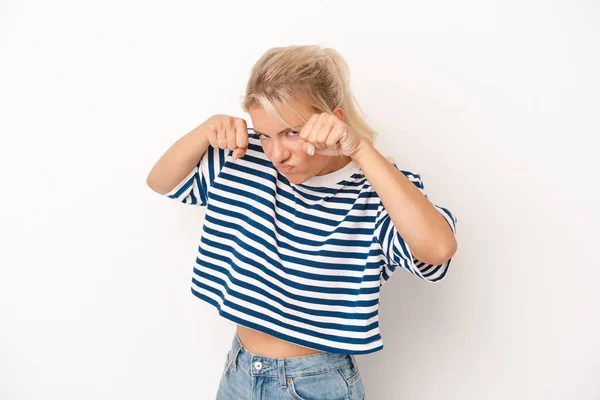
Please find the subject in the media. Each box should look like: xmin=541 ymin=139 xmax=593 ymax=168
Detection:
xmin=1 ymin=1 xmax=599 ymax=399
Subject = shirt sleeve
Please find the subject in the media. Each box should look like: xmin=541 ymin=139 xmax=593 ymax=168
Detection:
xmin=374 ymin=166 xmax=458 ymax=285
xmin=162 ymin=144 xmax=230 ymax=207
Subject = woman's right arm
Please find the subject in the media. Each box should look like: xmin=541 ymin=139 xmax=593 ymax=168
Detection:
xmin=146 ymin=117 xmax=216 ymax=195
xmin=146 ymin=114 xmax=249 ymax=199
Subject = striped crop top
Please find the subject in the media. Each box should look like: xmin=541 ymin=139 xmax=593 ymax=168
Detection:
xmin=161 ymin=128 xmax=457 ymax=355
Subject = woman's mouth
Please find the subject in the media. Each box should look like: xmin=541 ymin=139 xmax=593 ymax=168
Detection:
xmin=275 ymin=164 xmax=295 ymax=173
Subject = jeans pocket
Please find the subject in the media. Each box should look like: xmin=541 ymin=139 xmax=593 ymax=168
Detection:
xmin=287 ymin=369 xmax=350 ymax=400
xmin=338 ymin=361 xmax=365 ymax=399
xmin=338 ymin=363 xmax=361 ymax=386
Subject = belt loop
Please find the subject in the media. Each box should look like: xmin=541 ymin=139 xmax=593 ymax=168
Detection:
xmin=231 ymin=342 xmax=243 ymax=372
xmin=277 ymin=359 xmax=287 ymax=388
xmin=350 ymin=354 xmax=358 ymax=372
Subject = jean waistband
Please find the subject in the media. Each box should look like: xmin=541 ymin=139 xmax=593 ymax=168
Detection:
xmin=225 ymin=331 xmax=358 ymax=386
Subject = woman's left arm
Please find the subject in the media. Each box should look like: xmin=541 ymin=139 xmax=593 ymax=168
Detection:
xmin=352 ymin=141 xmax=457 ymax=265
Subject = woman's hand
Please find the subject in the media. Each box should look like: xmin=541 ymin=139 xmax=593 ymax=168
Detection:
xmin=204 ymin=115 xmax=249 ymax=160
xmin=298 ymin=113 xmax=365 ymax=158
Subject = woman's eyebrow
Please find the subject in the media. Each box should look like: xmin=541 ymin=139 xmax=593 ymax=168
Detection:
xmin=252 ymin=126 xmax=302 ymax=137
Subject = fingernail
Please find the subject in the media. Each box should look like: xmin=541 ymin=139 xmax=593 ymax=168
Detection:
xmin=232 ymin=152 xmax=238 ymax=161
xmin=306 ymin=144 xmax=314 ymax=156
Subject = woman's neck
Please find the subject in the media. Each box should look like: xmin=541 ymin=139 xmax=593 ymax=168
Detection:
xmin=316 ymin=155 xmax=353 ymax=176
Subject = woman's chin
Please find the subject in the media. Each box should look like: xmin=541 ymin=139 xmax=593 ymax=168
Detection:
xmin=284 ymin=172 xmax=308 ymax=185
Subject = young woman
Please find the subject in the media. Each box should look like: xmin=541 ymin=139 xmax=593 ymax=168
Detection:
xmin=147 ymin=45 xmax=457 ymax=400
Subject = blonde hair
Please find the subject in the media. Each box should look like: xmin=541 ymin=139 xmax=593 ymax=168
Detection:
xmin=241 ymin=45 xmax=381 ymax=149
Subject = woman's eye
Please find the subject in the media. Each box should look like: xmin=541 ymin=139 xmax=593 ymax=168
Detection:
xmin=257 ymin=131 xmax=298 ymax=140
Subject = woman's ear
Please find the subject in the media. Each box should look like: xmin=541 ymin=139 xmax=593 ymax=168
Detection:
xmin=333 ymin=106 xmax=345 ymax=122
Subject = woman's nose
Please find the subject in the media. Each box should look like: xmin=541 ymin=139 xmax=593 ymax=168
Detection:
xmin=271 ymin=137 xmax=290 ymax=162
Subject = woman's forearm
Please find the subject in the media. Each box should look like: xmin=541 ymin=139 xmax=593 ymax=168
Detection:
xmin=352 ymin=142 xmax=457 ymax=265
xmin=146 ymin=118 xmax=213 ymax=195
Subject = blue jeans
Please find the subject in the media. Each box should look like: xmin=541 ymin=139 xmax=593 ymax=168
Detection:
xmin=216 ymin=332 xmax=366 ymax=399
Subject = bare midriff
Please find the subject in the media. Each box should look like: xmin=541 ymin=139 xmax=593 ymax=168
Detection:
xmin=236 ymin=325 xmax=324 ymax=358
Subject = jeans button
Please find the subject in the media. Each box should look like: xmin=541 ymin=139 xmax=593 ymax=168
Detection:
xmin=254 ymin=361 xmax=263 ymax=370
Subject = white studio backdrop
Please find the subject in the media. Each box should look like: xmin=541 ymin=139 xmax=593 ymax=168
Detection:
xmin=1 ymin=1 xmax=598 ymax=399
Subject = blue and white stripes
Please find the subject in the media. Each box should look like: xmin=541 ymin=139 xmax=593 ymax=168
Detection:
xmin=162 ymin=129 xmax=457 ymax=354
xmin=375 ymin=170 xmax=457 ymax=283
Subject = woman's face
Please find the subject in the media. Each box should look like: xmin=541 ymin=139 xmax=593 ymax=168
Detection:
xmin=248 ymin=100 xmax=346 ymax=185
